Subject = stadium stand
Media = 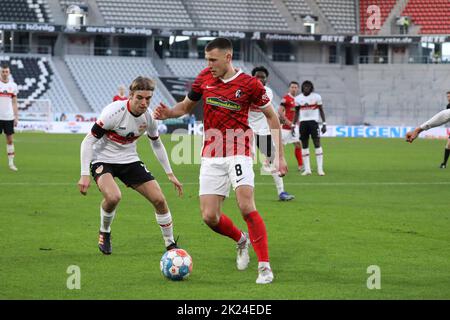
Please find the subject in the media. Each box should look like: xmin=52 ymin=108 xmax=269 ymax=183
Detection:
xmin=185 ymin=0 xmax=290 ymax=32
xmin=282 ymin=0 xmax=314 ymax=19
xmin=165 ymin=58 xmax=251 ymax=78
xmin=96 ymin=0 xmax=194 ymax=28
xmin=64 ymin=55 xmax=172 ymax=113
xmin=0 ymin=55 xmax=77 ymax=112
xmin=316 ymin=0 xmax=357 ymax=34
xmin=0 ymin=0 xmax=53 ymax=23
xmin=359 ymin=0 xmax=397 ymax=35
xmin=401 ymin=0 xmax=450 ymax=35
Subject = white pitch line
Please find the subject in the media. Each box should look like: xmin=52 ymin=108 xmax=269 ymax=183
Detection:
xmin=0 ymin=182 xmax=450 ymax=186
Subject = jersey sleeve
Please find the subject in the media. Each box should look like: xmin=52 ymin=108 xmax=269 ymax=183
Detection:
xmin=146 ymin=111 xmax=159 ymax=139
xmin=316 ymin=93 xmax=323 ymax=105
xmin=93 ymin=104 xmax=117 ymax=135
xmin=188 ymin=68 xmax=209 ymax=101
xmin=12 ymin=83 xmax=18 ymax=97
xmin=250 ymin=78 xmax=271 ymax=109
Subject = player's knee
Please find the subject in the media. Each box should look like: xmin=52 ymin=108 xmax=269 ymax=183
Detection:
xmin=105 ymin=192 xmax=121 ymax=206
xmin=201 ymin=209 xmax=220 ymax=227
xmin=152 ymin=195 xmax=167 ymax=211
xmin=237 ymin=201 xmax=256 ymax=216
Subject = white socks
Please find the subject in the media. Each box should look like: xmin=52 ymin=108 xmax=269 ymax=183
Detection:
xmin=155 ymin=212 xmax=174 ymax=247
xmin=258 ymin=261 xmax=271 ymax=270
xmin=316 ymin=147 xmax=324 ymax=173
xmin=271 ymin=171 xmax=284 ymax=195
xmin=7 ymin=144 xmax=15 ymax=166
xmin=100 ymin=206 xmax=116 ymax=233
xmin=302 ymin=148 xmax=311 ymax=173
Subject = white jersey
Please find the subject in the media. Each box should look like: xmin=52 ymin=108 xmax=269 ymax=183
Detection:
xmin=92 ymin=99 xmax=159 ymax=164
xmin=294 ymin=92 xmax=322 ymax=122
xmin=248 ymin=86 xmax=273 ymax=135
xmin=0 ymin=80 xmax=18 ymax=121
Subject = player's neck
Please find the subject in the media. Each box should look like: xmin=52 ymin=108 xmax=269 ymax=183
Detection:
xmin=220 ymin=66 xmax=237 ymax=81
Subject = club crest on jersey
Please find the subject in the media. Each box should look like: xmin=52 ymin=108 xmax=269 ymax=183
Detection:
xmin=206 ymin=97 xmax=241 ymax=111
xmin=235 ymin=89 xmax=242 ymax=98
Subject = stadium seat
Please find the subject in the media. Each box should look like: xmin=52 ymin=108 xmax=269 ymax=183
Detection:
xmin=359 ymin=0 xmax=396 ymax=35
xmin=0 ymin=0 xmax=53 ymax=23
xmin=401 ymin=0 xmax=450 ymax=34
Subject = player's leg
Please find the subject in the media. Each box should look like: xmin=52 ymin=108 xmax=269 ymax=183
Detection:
xmin=312 ymin=123 xmax=324 ymax=176
xmin=300 ymin=122 xmax=312 ymax=175
xmin=95 ymin=169 xmax=121 ymax=255
xmin=440 ymin=137 xmax=450 ymax=168
xmin=294 ymin=141 xmax=304 ymax=171
xmin=133 ymin=180 xmax=177 ymax=250
xmin=230 ymin=156 xmax=273 ymax=283
xmin=199 ymin=158 xmax=248 ymax=269
xmin=258 ymin=134 xmax=292 ymax=200
xmin=5 ymin=121 xmax=17 ymax=171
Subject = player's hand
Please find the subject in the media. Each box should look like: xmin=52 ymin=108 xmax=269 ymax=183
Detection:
xmin=154 ymin=103 xmax=171 ymax=120
xmin=291 ymin=125 xmax=296 ymax=137
xmin=167 ymin=173 xmax=183 ymax=197
xmin=406 ymin=128 xmax=421 ymax=143
xmin=321 ymin=124 xmax=327 ymax=134
xmin=277 ymin=157 xmax=288 ymax=177
xmin=13 ymin=118 xmax=18 ymax=127
xmin=78 ymin=175 xmax=91 ymax=195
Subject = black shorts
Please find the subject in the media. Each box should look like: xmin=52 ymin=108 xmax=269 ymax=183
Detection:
xmin=299 ymin=120 xmax=320 ymax=141
xmin=0 ymin=120 xmax=14 ymax=135
xmin=256 ymin=134 xmax=274 ymax=161
xmin=90 ymin=161 xmax=155 ymax=187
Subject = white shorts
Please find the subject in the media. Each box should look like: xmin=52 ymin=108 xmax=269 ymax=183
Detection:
xmin=199 ymin=156 xmax=255 ymax=197
xmin=282 ymin=128 xmax=300 ymax=145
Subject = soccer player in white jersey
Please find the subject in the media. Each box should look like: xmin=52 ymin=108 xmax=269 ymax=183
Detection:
xmin=0 ymin=65 xmax=19 ymax=171
xmin=293 ymin=80 xmax=327 ymax=176
xmin=77 ymin=77 xmax=183 ymax=255
xmin=249 ymin=66 xmax=294 ymax=201
xmin=406 ymin=92 xmax=450 ymax=144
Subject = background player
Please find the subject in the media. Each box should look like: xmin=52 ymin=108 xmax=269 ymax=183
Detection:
xmin=279 ymin=81 xmax=303 ymax=171
xmin=406 ymin=97 xmax=450 ymax=144
xmin=439 ymin=91 xmax=450 ymax=168
xmin=0 ymin=65 xmax=19 ymax=171
xmin=78 ymin=76 xmax=183 ymax=255
xmin=249 ymin=66 xmax=294 ymax=201
xmin=113 ymin=84 xmax=128 ymax=102
xmin=154 ymin=38 xmax=288 ymax=284
xmin=293 ymin=80 xmax=327 ymax=176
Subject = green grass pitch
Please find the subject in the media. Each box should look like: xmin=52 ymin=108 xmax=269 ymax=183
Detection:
xmin=1 ymin=132 xmax=449 ymax=299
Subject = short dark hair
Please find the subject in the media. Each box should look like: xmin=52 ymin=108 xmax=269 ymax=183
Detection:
xmin=289 ymin=81 xmax=299 ymax=87
xmin=205 ymin=37 xmax=233 ymax=52
xmin=251 ymin=66 xmax=269 ymax=77
xmin=447 ymin=91 xmax=450 ymax=95
xmin=301 ymin=80 xmax=314 ymax=92
xmin=1 ymin=64 xmax=10 ymax=69
xmin=129 ymin=76 xmax=155 ymax=92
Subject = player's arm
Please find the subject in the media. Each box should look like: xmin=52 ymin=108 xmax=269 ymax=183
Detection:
xmin=262 ymin=104 xmax=288 ymax=176
xmin=12 ymin=95 xmax=18 ymax=126
xmin=278 ymin=101 xmax=291 ymax=127
xmin=406 ymin=109 xmax=450 ymax=143
xmin=293 ymin=105 xmax=300 ymax=130
xmin=319 ymin=104 xmax=327 ymax=134
xmin=154 ymin=96 xmax=197 ymax=120
xmin=78 ymin=123 xmax=105 ymax=195
xmin=147 ymin=134 xmax=183 ymax=196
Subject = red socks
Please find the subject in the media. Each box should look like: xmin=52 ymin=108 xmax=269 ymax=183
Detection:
xmin=244 ymin=211 xmax=269 ymax=262
xmin=210 ymin=213 xmax=242 ymax=242
xmin=295 ymin=147 xmax=303 ymax=166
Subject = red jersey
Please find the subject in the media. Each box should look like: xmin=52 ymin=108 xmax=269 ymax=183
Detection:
xmin=113 ymin=95 xmax=128 ymax=102
xmin=280 ymin=94 xmax=296 ymax=130
xmin=189 ymin=68 xmax=270 ymax=157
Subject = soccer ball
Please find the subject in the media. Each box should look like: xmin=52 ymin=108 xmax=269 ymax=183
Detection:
xmin=160 ymin=248 xmax=193 ymax=281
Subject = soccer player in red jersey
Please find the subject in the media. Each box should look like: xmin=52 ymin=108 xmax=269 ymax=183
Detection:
xmin=279 ymin=81 xmax=304 ymax=171
xmin=154 ymin=38 xmax=287 ymax=284
xmin=113 ymin=85 xmax=128 ymax=102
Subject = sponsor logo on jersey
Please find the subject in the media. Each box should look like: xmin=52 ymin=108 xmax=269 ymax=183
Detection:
xmin=206 ymin=97 xmax=241 ymax=111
